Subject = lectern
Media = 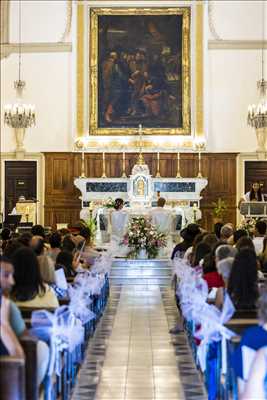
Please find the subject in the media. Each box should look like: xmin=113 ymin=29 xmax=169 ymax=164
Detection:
xmin=240 ymin=202 xmax=267 ymax=218
xmin=15 ymin=200 xmax=37 ymax=224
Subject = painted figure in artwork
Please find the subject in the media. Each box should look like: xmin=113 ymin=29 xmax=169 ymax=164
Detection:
xmin=98 ymin=14 xmax=183 ymax=129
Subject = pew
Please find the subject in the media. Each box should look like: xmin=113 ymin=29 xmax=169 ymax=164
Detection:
xmin=0 ymin=356 xmax=25 ymax=400
xmin=20 ymin=336 xmax=38 ymax=400
xmin=19 ymin=306 xmax=56 ymax=319
xmin=13 ymin=273 xmax=110 ymax=400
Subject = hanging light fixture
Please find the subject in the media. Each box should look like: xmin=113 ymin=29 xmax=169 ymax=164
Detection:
xmin=247 ymin=1 xmax=267 ymax=153
xmin=3 ymin=0 xmax=35 ymax=152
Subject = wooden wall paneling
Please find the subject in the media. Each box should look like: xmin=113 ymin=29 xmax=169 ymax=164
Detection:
xmin=106 ymin=153 xmax=122 ymax=177
xmin=44 ymin=152 xmax=81 ymax=229
xmin=126 ymin=153 xmax=138 ymax=176
xmin=199 ymin=154 xmax=237 ymax=231
xmin=158 ymin=153 xmax=176 ymax=177
xmin=86 ymin=153 xmax=102 ymax=177
xmin=44 ymin=152 xmax=238 ymax=231
xmin=180 ymin=153 xmax=198 ymax=178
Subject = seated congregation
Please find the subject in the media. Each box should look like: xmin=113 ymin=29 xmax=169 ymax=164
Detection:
xmin=1 ymin=217 xmax=267 ymax=400
xmin=172 ymin=219 xmax=267 ymax=400
xmin=0 ymin=223 xmax=110 ymax=400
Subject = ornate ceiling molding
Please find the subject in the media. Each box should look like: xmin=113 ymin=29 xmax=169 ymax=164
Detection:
xmin=208 ymin=1 xmax=222 ymax=41
xmin=58 ymin=0 xmax=73 ymax=43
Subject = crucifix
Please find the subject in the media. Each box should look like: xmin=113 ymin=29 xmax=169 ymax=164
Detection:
xmin=135 ymin=124 xmax=145 ymax=165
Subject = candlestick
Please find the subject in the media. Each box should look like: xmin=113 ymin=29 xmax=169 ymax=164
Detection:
xmin=80 ymin=151 xmax=85 ymax=178
xmin=156 ymin=152 xmax=161 ymax=177
xmin=197 ymin=150 xmax=202 ymax=178
xmin=121 ymin=152 xmax=127 ymax=178
xmin=101 ymin=152 xmax=107 ymax=178
xmin=176 ymin=152 xmax=182 ymax=178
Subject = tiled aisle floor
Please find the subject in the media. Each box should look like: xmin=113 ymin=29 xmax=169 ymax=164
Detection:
xmin=72 ymin=285 xmax=207 ymax=400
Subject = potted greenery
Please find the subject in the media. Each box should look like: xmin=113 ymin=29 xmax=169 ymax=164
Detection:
xmin=212 ymin=198 xmax=228 ymax=223
xmin=81 ymin=215 xmax=96 ymax=245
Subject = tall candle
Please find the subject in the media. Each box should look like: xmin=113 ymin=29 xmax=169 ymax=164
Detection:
xmin=122 ymin=152 xmax=127 ymax=178
xmin=156 ymin=152 xmax=161 ymax=177
xmin=102 ymin=152 xmax=107 ymax=178
xmin=197 ymin=150 xmax=202 ymax=178
xmin=176 ymin=151 xmax=181 ymax=178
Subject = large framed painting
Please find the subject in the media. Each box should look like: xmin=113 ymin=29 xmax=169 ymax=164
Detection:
xmin=89 ymin=7 xmax=191 ymax=135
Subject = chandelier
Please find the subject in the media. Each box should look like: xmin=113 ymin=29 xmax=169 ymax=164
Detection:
xmin=3 ymin=0 xmax=35 ymax=130
xmin=247 ymin=79 xmax=267 ymax=130
xmin=247 ymin=1 xmax=267 ymax=153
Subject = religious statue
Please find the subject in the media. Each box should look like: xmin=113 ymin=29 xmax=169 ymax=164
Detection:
xmin=136 ymin=178 xmax=145 ymax=196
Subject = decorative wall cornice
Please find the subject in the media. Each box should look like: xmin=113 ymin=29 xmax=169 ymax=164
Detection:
xmin=0 ymin=42 xmax=72 ymax=59
xmin=209 ymin=40 xmax=267 ymax=50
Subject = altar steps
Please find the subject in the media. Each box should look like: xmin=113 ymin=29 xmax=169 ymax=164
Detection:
xmin=110 ymin=259 xmax=173 ymax=286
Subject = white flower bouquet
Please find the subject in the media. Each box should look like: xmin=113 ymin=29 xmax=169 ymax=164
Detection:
xmin=122 ymin=216 xmax=167 ymax=259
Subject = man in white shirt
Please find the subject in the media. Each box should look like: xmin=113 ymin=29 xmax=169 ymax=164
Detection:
xmin=150 ymin=197 xmax=173 ymax=234
xmin=253 ymin=220 xmax=266 ymax=255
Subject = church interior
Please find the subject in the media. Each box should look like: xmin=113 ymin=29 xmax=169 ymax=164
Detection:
xmin=1 ymin=1 xmax=267 ymax=399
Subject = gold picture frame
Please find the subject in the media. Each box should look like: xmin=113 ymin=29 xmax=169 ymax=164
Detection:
xmin=89 ymin=7 xmax=191 ymax=136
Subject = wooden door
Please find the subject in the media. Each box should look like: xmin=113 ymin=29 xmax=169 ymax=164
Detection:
xmin=5 ymin=161 xmax=37 ymax=218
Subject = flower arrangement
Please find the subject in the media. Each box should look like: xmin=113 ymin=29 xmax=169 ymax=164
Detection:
xmin=102 ymin=197 xmax=116 ymax=209
xmin=238 ymin=217 xmax=257 ymax=236
xmin=123 ymin=216 xmax=167 ymax=259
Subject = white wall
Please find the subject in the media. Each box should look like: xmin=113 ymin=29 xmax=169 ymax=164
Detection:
xmin=1 ymin=0 xmax=73 ymax=153
xmin=208 ymin=0 xmax=266 ymax=41
xmin=208 ymin=49 xmax=266 ymax=152
xmin=1 ymin=0 xmax=266 ymax=154
xmin=9 ymin=0 xmax=67 ymax=43
xmin=207 ymin=0 xmax=267 ymax=153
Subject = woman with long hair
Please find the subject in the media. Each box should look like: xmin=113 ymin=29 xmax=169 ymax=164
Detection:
xmin=238 ymin=181 xmax=265 ymax=210
xmin=110 ymin=198 xmax=129 ymax=245
xmin=228 ymin=247 xmax=258 ymax=309
xmin=11 ymin=247 xmax=58 ymax=308
xmin=245 ymin=182 xmax=264 ymax=202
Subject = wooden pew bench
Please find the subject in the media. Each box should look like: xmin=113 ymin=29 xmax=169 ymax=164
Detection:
xmin=0 ymin=356 xmax=25 ymax=400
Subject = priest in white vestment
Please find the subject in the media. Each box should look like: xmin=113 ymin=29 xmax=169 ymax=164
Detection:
xmin=150 ymin=197 xmax=174 ymax=255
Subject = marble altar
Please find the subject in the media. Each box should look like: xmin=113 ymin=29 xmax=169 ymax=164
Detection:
xmin=74 ymin=150 xmax=208 ymax=246
xmin=74 ymin=177 xmax=207 ymax=210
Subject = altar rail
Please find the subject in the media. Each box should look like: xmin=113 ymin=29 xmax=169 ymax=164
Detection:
xmin=44 ymin=152 xmax=237 ymax=231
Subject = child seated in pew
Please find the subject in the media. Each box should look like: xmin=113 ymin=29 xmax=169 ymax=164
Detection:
xmin=231 ymin=286 xmax=267 ymax=396
xmin=55 ymin=250 xmax=77 ymax=278
xmin=0 ymin=255 xmax=49 ymax=386
xmin=10 ymin=247 xmax=59 ymax=309
xmin=30 ymin=235 xmax=56 ymax=284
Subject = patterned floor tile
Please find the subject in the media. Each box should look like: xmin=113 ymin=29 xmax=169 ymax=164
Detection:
xmin=71 ymin=281 xmax=207 ymax=400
